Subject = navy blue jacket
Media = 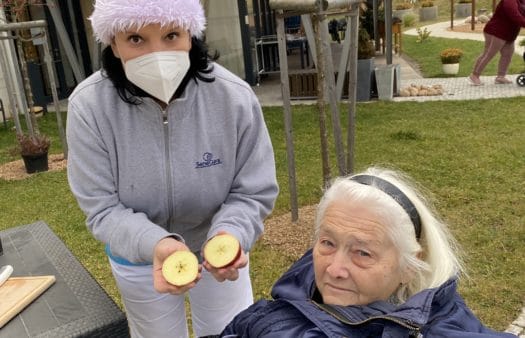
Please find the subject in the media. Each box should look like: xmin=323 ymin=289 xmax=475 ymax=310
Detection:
xmin=222 ymin=250 xmax=515 ymax=337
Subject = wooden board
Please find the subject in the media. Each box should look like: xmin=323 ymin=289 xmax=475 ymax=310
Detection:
xmin=0 ymin=275 xmax=56 ymax=328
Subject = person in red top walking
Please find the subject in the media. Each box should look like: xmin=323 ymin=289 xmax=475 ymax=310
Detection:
xmin=469 ymin=0 xmax=525 ymax=85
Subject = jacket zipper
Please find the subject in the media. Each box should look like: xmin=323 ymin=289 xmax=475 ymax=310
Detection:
xmin=313 ymin=302 xmax=422 ymax=337
xmin=162 ymin=108 xmax=175 ymax=231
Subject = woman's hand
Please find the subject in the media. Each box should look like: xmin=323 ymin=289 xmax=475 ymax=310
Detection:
xmin=153 ymin=237 xmax=202 ymax=294
xmin=202 ymin=232 xmax=248 ymax=282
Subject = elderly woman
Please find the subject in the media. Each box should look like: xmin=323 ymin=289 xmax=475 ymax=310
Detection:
xmin=221 ymin=167 xmax=514 ymax=337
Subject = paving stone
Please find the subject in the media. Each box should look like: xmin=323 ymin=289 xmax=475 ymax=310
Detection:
xmin=506 ymin=324 xmax=523 ymax=335
xmin=513 ymin=310 xmax=525 ymax=327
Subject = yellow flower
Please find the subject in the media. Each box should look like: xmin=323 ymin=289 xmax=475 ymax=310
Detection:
xmin=440 ymin=48 xmax=463 ymax=64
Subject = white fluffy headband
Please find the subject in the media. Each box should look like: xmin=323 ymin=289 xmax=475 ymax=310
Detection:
xmin=89 ymin=0 xmax=206 ymax=45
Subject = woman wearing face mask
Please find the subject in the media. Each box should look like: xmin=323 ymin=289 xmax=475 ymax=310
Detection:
xmin=66 ymin=1 xmax=278 ymax=337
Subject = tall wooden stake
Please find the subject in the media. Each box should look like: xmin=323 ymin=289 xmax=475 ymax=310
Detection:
xmin=313 ymin=14 xmax=331 ymax=189
xmin=276 ymin=12 xmax=299 ymax=222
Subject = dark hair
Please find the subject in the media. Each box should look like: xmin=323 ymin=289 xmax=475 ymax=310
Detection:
xmin=101 ymin=37 xmax=220 ymax=104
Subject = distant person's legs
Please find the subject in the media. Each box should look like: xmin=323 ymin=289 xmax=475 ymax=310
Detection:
xmin=470 ymin=32 xmax=507 ymax=85
xmin=495 ymin=40 xmax=515 ymax=84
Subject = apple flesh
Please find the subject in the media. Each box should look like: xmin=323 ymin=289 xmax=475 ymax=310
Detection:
xmin=162 ymin=251 xmax=199 ymax=286
xmin=203 ymin=234 xmax=241 ymax=269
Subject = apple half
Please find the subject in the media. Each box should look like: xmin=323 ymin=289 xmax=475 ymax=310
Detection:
xmin=162 ymin=251 xmax=199 ymax=286
xmin=203 ymin=234 xmax=241 ymax=268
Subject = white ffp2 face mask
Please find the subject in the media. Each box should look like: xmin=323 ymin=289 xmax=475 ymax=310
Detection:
xmin=124 ymin=51 xmax=190 ymax=104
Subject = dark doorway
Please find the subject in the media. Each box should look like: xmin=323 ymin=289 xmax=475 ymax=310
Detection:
xmin=22 ymin=1 xmax=91 ymax=107
xmin=239 ymin=0 xmax=280 ymax=85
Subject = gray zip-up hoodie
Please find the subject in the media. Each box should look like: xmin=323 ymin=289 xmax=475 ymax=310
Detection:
xmin=66 ymin=63 xmax=278 ymax=264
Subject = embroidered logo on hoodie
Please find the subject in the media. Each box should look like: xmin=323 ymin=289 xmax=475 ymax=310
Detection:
xmin=195 ymin=152 xmax=222 ymax=168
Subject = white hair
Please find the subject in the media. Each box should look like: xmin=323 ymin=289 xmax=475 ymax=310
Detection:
xmin=314 ymin=167 xmax=465 ymax=302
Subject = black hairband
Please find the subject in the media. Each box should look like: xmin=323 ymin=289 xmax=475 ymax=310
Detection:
xmin=349 ymin=175 xmax=422 ymax=240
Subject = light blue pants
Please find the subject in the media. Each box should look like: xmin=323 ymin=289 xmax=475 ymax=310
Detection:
xmin=109 ymin=257 xmax=253 ymax=338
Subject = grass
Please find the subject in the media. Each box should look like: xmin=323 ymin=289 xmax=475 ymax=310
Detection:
xmin=1 ymin=26 xmax=523 ymax=333
xmin=0 ymin=112 xmax=67 ymax=163
xmin=1 ymin=97 xmax=523 ymax=332
xmin=394 ymin=0 xmax=525 ymax=78
xmin=403 ymin=35 xmax=525 ymax=77
xmin=394 ymin=0 xmax=504 ymax=23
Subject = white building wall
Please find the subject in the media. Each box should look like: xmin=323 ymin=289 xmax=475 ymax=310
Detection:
xmin=0 ymin=59 xmax=8 ymax=121
xmin=203 ymin=0 xmax=245 ymax=79
xmin=0 ymin=0 xmax=248 ymax=125
xmin=0 ymin=7 xmax=31 ymax=123
xmin=0 ymin=9 xmax=12 ymax=123
xmin=0 ymin=42 xmax=24 ymax=122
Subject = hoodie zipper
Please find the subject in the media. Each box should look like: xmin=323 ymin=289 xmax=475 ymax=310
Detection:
xmin=314 ymin=302 xmax=422 ymax=337
xmin=161 ymin=108 xmax=175 ymax=231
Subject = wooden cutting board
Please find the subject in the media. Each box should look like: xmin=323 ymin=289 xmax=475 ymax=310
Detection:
xmin=0 ymin=275 xmax=56 ymax=328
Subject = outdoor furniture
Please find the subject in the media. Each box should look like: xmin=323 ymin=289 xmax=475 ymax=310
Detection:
xmin=286 ymin=34 xmax=310 ymax=69
xmin=254 ymin=34 xmax=310 ymax=84
xmin=0 ymin=221 xmax=129 ymax=337
xmin=378 ymin=21 xmax=403 ymax=55
xmin=254 ymin=35 xmax=280 ymax=79
xmin=288 ymin=69 xmax=350 ymax=99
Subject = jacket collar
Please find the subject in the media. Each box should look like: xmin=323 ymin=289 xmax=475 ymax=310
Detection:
xmin=271 ymin=248 xmax=458 ymax=326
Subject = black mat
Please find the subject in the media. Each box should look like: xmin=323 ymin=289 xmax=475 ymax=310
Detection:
xmin=0 ymin=221 xmax=129 ymax=337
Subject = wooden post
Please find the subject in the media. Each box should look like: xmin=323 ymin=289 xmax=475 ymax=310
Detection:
xmin=347 ymin=4 xmax=359 ymax=174
xmin=301 ymin=15 xmax=317 ymax=69
xmin=269 ymin=0 xmax=361 ymax=219
xmin=45 ymin=0 xmax=85 ymax=82
xmin=0 ymin=38 xmax=22 ymax=134
xmin=276 ymin=12 xmax=299 ymax=222
xmin=42 ymin=27 xmax=68 ymax=158
xmin=313 ymin=14 xmax=332 ymax=189
xmin=14 ymin=37 xmax=36 ymax=136
xmin=0 ymin=20 xmax=68 ymax=156
xmin=318 ymin=12 xmax=346 ymax=175
xmin=451 ymin=0 xmax=454 ymax=30
xmin=336 ymin=17 xmax=351 ymax=99
xmin=373 ymin=0 xmax=380 ymax=51
xmin=471 ymin=0 xmax=475 ymax=31
xmin=385 ymin=0 xmax=393 ymax=64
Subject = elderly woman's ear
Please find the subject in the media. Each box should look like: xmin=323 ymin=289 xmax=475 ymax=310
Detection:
xmin=400 ymin=264 xmax=416 ymax=286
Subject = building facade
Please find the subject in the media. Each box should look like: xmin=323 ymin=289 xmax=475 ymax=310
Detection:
xmin=0 ymin=0 xmax=275 ymax=122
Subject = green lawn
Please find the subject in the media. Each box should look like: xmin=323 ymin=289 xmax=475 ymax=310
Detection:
xmin=1 ymin=16 xmax=523 ymax=332
xmin=1 ymin=97 xmax=523 ymax=332
xmin=402 ymin=35 xmax=525 ymax=77
xmin=392 ymin=0 xmax=525 ymax=77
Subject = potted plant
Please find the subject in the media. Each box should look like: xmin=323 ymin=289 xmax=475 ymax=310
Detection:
xmin=2 ymin=1 xmax=67 ymax=165
xmin=393 ymin=1 xmax=414 ymax=20
xmin=419 ymin=0 xmax=438 ymax=21
xmin=16 ymin=133 xmax=51 ymax=173
xmin=440 ymin=48 xmax=463 ymax=75
xmin=358 ymin=28 xmax=376 ymax=60
xmin=357 ymin=28 xmax=376 ymax=101
xmin=455 ymin=0 xmax=472 ymax=17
